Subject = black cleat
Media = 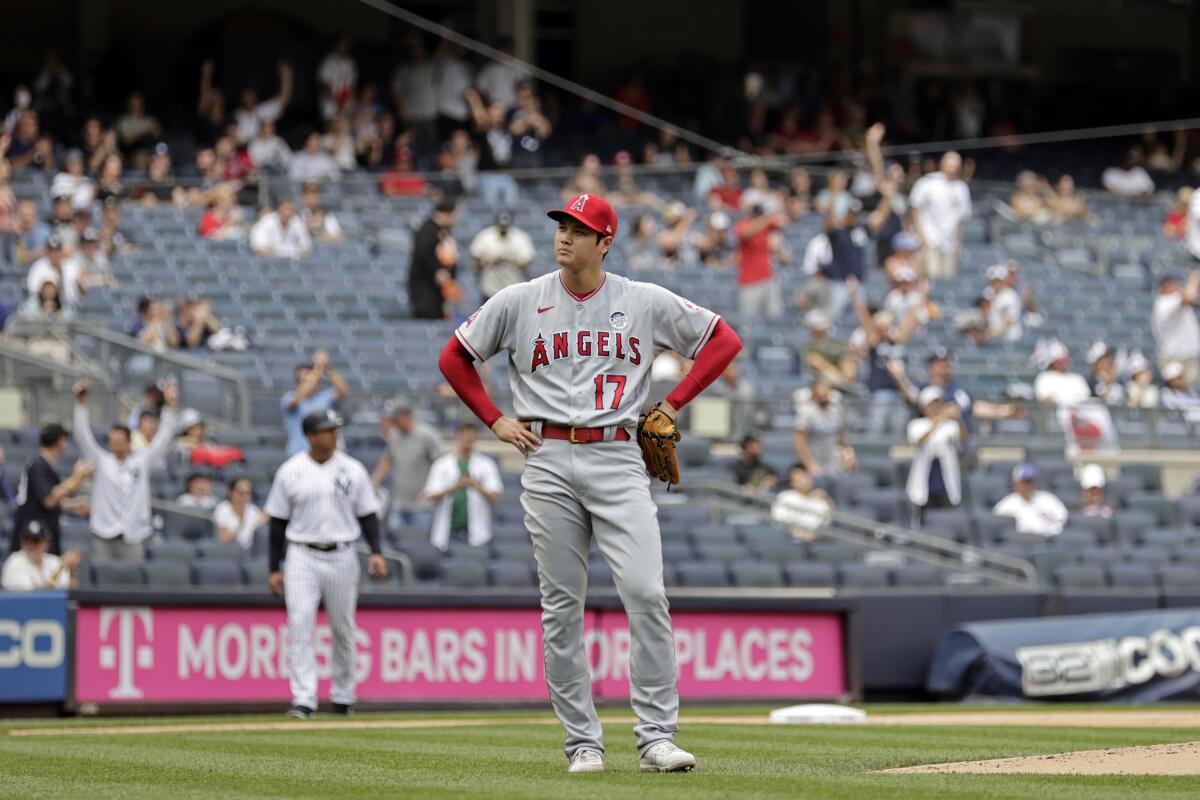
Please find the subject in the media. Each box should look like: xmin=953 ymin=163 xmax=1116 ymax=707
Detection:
xmin=286 ymin=705 xmax=315 ymax=719
xmin=332 ymin=703 xmax=353 ymax=716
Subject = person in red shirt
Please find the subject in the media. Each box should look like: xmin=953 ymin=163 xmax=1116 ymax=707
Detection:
xmin=708 ymin=162 xmax=743 ymax=211
xmin=734 ymin=206 xmax=787 ymax=319
xmin=1164 ymin=187 xmax=1191 ymax=240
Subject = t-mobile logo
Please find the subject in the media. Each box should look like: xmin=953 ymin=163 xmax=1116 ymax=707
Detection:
xmin=97 ymin=607 xmax=154 ymax=699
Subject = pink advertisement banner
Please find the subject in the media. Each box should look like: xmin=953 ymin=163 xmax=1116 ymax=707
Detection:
xmin=74 ymin=605 xmax=845 ymax=703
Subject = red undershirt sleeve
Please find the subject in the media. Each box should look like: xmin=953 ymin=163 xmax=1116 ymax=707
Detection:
xmin=438 ymin=335 xmax=505 ymax=428
xmin=666 ymin=319 xmax=743 ymax=411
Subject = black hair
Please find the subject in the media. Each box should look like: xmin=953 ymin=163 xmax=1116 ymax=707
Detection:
xmin=185 ymin=472 xmax=212 ymax=489
xmin=109 ymin=424 xmax=131 ymax=440
xmin=227 ymin=475 xmax=254 ymax=494
xmin=137 ymin=296 xmax=152 ymax=315
xmin=435 ymin=199 xmax=457 ymax=215
xmin=39 ymin=424 xmax=69 ymax=448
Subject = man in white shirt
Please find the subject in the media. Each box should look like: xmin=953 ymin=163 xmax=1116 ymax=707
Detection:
xmin=1 ymin=521 xmax=81 ymax=591
xmin=289 ymin=133 xmax=340 ymax=184
xmin=26 ymin=236 xmax=82 ymax=309
xmin=909 ymin=151 xmax=971 ymax=278
xmin=317 ymin=35 xmax=357 ymax=121
xmin=251 ymin=199 xmax=312 ymax=259
xmin=235 ymin=62 xmax=292 ymax=144
xmin=883 ymin=266 xmax=927 ymax=329
xmin=73 ymin=378 xmax=179 ymax=562
xmin=993 ymin=463 xmax=1069 ymax=537
xmin=434 ymin=41 xmax=473 ymax=139
xmin=248 ymin=119 xmax=292 ymax=172
xmin=1102 ymin=152 xmax=1154 ymax=197
xmin=1033 ymin=341 xmax=1092 ymax=407
xmin=423 ymin=422 xmax=502 ymax=551
xmin=475 ymin=38 xmax=523 ymax=111
xmin=985 ymin=262 xmax=1023 ymax=343
xmin=391 ymin=40 xmax=439 ymax=156
xmin=469 ymin=211 xmax=535 ymax=300
xmin=1151 ymin=272 xmax=1200 ymax=386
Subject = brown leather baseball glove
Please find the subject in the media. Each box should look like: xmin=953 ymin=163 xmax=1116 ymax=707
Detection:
xmin=638 ymin=403 xmax=681 ymax=486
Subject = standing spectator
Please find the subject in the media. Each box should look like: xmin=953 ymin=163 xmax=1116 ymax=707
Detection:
xmin=423 ymin=422 xmax=502 ymax=551
xmin=909 ymin=151 xmax=971 ymax=278
xmin=433 ymin=41 xmax=472 ymax=140
xmin=475 ymin=37 xmax=522 ymax=111
xmin=741 ymin=168 xmax=783 ymax=215
xmin=371 ymin=398 xmax=442 ymax=529
xmin=734 ymin=206 xmax=787 ymax=319
xmin=731 ymin=434 xmax=779 ymax=493
xmin=770 ymin=464 xmax=834 ymax=543
xmin=73 ymin=378 xmax=179 ymax=562
xmin=1075 ymin=464 xmax=1114 ymax=519
xmin=800 ymin=209 xmax=868 ymax=322
xmin=114 ymin=92 xmax=161 ymax=169
xmin=176 ymin=472 xmax=218 ymax=511
xmin=289 ymin=132 xmax=341 ymax=184
xmin=507 ymin=81 xmax=552 ymax=168
xmin=215 ymin=477 xmax=269 ymax=550
xmin=707 ymin=160 xmax=743 ymax=211
xmin=1186 ymin=183 xmax=1200 ymax=260
xmin=250 ymin=199 xmax=312 ymax=259
xmin=905 ymin=386 xmax=966 ymax=526
xmin=465 ymin=88 xmax=518 ymax=205
xmin=299 ymin=182 xmax=343 ymax=243
xmin=281 ymin=349 xmax=350 ymax=457
xmin=884 ymin=266 xmax=930 ymax=332
xmin=1033 ymin=341 xmax=1092 ymax=407
xmin=247 ymin=119 xmax=292 ymax=172
xmin=317 ymin=34 xmax=358 ymax=121
xmin=1164 ymin=187 xmax=1191 ymax=240
xmin=194 ymin=61 xmax=229 ymax=145
xmin=10 ymin=423 xmax=91 ymax=555
xmin=793 ymin=379 xmax=854 ymax=476
xmin=235 ymin=62 xmax=293 ymax=144
xmin=408 ymin=199 xmax=460 ymax=320
xmin=850 ymin=276 xmax=920 ymax=436
xmin=129 ymin=407 xmax=160 ymax=452
xmin=1102 ymin=151 xmax=1154 ymax=197
xmin=469 ymin=211 xmax=534 ymax=300
xmin=993 ymin=463 xmax=1069 ymax=537
xmin=1151 ymin=272 xmax=1200 ymax=386
xmin=391 ymin=39 xmax=439 ymax=159
xmin=1 ymin=522 xmax=81 ymax=591
xmin=920 ymin=349 xmax=1018 ymax=428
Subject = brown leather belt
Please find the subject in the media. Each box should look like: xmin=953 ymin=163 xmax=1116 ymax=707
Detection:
xmin=540 ymin=424 xmax=631 ymax=444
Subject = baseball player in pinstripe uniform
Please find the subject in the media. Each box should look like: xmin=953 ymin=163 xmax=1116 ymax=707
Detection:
xmin=265 ymin=409 xmax=388 ymax=718
xmin=438 ymin=193 xmax=743 ymax=773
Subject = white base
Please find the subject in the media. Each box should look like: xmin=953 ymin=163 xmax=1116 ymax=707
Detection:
xmin=769 ymin=704 xmax=867 ymax=724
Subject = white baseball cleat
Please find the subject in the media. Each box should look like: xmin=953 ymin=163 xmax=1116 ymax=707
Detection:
xmin=568 ymin=749 xmax=605 ymax=773
xmin=639 ymin=741 xmax=696 ymax=773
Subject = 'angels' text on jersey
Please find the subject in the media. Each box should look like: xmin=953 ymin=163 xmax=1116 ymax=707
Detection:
xmin=456 ymin=272 xmax=718 ymax=428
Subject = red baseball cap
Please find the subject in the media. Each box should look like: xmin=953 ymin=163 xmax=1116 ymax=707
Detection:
xmin=548 ymin=193 xmax=618 ymax=239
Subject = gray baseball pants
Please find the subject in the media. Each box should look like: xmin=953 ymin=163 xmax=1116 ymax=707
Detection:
xmin=520 ymin=428 xmax=679 ymax=760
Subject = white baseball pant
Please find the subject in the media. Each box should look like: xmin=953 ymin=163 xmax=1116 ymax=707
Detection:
xmin=284 ymin=543 xmax=360 ymax=710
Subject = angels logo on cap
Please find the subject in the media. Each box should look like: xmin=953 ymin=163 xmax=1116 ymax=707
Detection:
xmin=548 ymin=193 xmax=618 ymax=240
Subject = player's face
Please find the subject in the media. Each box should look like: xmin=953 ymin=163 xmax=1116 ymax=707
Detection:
xmin=306 ymin=428 xmax=339 ymax=454
xmin=554 ymin=220 xmax=610 ymax=271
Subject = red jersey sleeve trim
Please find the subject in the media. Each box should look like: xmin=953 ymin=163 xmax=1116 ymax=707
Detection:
xmin=689 ymin=313 xmax=721 ymax=359
xmin=454 ymin=328 xmax=486 ymax=363
xmin=438 ymin=335 xmax=504 ymax=428
xmin=667 ymin=320 xmax=743 ymax=411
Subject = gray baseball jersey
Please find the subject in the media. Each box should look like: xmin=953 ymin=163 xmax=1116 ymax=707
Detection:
xmin=455 ymin=271 xmax=719 ymax=427
xmin=265 ymin=450 xmax=380 ymax=543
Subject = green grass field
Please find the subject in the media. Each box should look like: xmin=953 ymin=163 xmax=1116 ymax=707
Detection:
xmin=3 ymin=706 xmax=1199 ymax=799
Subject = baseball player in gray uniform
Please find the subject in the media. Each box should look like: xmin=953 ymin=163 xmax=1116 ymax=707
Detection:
xmin=265 ymin=409 xmax=388 ymax=718
xmin=439 ymin=192 xmax=742 ymax=773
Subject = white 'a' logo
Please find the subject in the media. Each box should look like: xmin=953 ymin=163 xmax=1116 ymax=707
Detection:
xmin=570 ymin=194 xmax=589 ymax=212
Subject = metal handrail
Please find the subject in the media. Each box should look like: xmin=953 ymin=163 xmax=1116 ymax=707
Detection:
xmin=4 ymin=318 xmax=251 ymax=426
xmin=675 ymin=479 xmax=1039 ymax=590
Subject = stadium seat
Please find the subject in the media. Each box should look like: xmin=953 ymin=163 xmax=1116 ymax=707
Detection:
xmin=1028 ymin=548 xmax=1074 ymax=584
xmin=397 ymin=542 xmax=443 ymax=582
xmin=675 ymin=561 xmax=730 ymax=587
xmin=90 ymin=560 xmax=145 ymax=586
xmin=195 ymin=541 xmax=245 ymax=561
xmin=921 ymin=508 xmax=973 ymax=543
xmin=1054 ymin=564 xmax=1107 ymax=591
xmin=730 ymin=560 xmax=784 ymax=588
xmin=1069 ymin=515 xmax=1114 ymax=545
xmin=241 ymin=561 xmax=271 ymax=587
xmin=838 ymin=563 xmax=890 ymax=589
xmin=1157 ymin=565 xmax=1200 ymax=592
xmin=1108 ymin=563 xmax=1156 ymax=589
xmin=890 ymin=563 xmax=943 ymax=588
xmin=660 ymin=542 xmax=695 ymax=563
xmin=1078 ymin=546 xmax=1126 ymax=567
xmin=1123 ymin=492 xmax=1176 ymax=526
xmin=975 ymin=515 xmax=1017 ymax=544
xmin=696 ymin=542 xmax=750 ymax=563
xmin=488 ymin=560 xmax=535 ymax=588
xmin=147 ymin=542 xmax=196 ymax=561
xmin=447 ymin=543 xmax=490 ymax=562
xmin=143 ymin=561 xmax=192 ymax=587
xmin=440 ymin=559 xmax=488 ymax=588
xmin=1053 ymin=528 xmax=1099 ymax=551
xmin=492 ymin=542 xmax=534 ymax=562
xmin=1127 ymin=546 xmax=1171 ymax=567
xmin=191 ymin=559 xmax=242 ymax=586
xmin=784 ymin=562 xmax=836 ymax=587
xmin=1175 ymin=546 xmax=1200 ymax=567
xmin=808 ymin=541 xmax=859 ymax=563
xmin=586 ymin=560 xmax=615 ymax=588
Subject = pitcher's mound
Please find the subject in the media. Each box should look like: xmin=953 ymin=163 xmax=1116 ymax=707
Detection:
xmin=885 ymin=741 xmax=1200 ymax=776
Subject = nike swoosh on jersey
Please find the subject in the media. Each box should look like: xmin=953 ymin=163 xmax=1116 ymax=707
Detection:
xmin=537 ymin=306 xmax=555 ymax=313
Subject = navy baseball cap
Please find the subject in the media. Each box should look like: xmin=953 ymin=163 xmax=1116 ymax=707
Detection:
xmin=302 ymin=409 xmax=344 ymax=435
xmin=1012 ymin=463 xmax=1039 ymax=482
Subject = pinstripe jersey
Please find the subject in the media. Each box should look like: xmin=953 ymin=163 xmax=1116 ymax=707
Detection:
xmin=264 ymin=450 xmax=379 ymax=543
xmin=455 ymin=271 xmax=719 ymax=428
